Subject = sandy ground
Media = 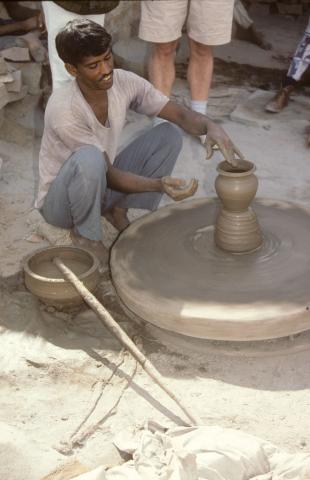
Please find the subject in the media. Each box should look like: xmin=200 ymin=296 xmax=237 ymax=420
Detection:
xmin=1 ymin=13 xmax=310 ymax=480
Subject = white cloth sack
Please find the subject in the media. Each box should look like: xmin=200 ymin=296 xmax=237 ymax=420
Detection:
xmin=71 ymin=425 xmax=310 ymax=480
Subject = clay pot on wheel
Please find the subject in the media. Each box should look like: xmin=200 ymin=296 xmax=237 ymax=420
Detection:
xmin=215 ymin=160 xmax=263 ymax=253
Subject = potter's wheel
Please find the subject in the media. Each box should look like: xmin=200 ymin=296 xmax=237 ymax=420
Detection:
xmin=110 ymin=198 xmax=310 ymax=341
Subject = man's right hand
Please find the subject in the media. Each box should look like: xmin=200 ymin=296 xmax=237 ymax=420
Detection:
xmin=204 ymin=121 xmax=244 ymax=167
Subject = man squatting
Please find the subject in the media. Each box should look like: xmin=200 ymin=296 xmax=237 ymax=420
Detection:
xmin=35 ymin=20 xmax=243 ymax=261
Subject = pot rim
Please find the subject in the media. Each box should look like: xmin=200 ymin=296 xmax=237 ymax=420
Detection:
xmin=217 ymin=160 xmax=256 ymax=177
xmin=23 ymin=245 xmax=100 ymax=284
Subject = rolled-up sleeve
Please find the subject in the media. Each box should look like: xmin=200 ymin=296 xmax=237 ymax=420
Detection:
xmin=127 ymin=71 xmax=169 ymax=117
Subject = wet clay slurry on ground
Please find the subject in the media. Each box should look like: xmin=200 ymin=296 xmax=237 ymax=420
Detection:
xmin=111 ymin=198 xmax=310 ymax=341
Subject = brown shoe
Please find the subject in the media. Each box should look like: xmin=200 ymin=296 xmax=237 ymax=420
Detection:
xmin=265 ymin=85 xmax=294 ymax=113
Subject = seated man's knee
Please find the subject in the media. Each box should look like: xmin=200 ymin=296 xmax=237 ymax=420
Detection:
xmin=72 ymin=145 xmax=107 ymax=178
xmin=157 ymin=122 xmax=183 ymax=153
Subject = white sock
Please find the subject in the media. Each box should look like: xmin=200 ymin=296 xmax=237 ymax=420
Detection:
xmin=153 ymin=117 xmax=168 ymax=127
xmin=191 ymin=100 xmax=208 ymax=116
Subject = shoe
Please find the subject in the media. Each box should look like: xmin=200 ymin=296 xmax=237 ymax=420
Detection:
xmin=265 ymin=85 xmax=294 ymax=113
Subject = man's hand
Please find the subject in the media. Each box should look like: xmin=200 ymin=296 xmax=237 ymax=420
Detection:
xmin=161 ymin=176 xmax=198 ymax=201
xmin=158 ymin=101 xmax=244 ymax=167
xmin=204 ymin=121 xmax=244 ymax=167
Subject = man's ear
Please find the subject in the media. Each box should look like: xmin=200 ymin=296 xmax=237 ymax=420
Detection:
xmin=65 ymin=63 xmax=77 ymax=77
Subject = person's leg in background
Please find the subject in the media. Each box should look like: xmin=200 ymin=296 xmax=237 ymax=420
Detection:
xmin=139 ymin=0 xmax=187 ymax=126
xmin=147 ymin=39 xmax=179 ymax=98
xmin=187 ymin=38 xmax=213 ymax=117
xmin=41 ymin=145 xmax=108 ymax=260
xmin=102 ymin=122 xmax=183 ymax=230
xmin=266 ymin=16 xmax=310 ymax=114
xmin=187 ymin=0 xmax=234 ymax=118
xmin=42 ymin=1 xmax=105 ymax=91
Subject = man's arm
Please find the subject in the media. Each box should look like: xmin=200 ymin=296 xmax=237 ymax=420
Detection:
xmin=105 ymin=156 xmax=198 ymax=201
xmin=0 ymin=16 xmax=41 ymax=36
xmin=106 ymin=157 xmax=162 ymax=194
xmin=158 ymin=100 xmax=244 ymax=166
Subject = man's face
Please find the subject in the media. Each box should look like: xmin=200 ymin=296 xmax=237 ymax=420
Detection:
xmin=66 ymin=48 xmax=114 ymax=91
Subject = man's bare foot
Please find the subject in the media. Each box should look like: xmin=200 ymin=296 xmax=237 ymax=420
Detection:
xmin=103 ymin=207 xmax=130 ymax=232
xmin=70 ymin=230 xmax=109 ymax=264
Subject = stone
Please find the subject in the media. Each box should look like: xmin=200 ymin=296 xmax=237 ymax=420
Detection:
xmin=276 ymin=3 xmax=303 ymax=15
xmin=7 ymin=85 xmax=28 ymax=104
xmin=0 ymin=56 xmax=8 ymax=75
xmin=6 ymin=70 xmax=22 ymax=93
xmin=0 ymin=107 xmax=4 ymax=129
xmin=0 ymin=83 xmax=9 ymax=110
xmin=0 ymin=72 xmax=14 ymax=84
xmin=0 ymin=157 xmax=3 ymax=180
xmin=8 ymin=61 xmax=42 ymax=95
xmin=1 ymin=47 xmax=30 ymax=62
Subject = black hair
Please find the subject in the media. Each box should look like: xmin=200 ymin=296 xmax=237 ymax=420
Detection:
xmin=55 ymin=19 xmax=112 ymax=66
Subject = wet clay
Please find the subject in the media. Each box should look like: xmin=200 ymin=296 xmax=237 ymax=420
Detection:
xmin=215 ymin=160 xmax=263 ymax=253
xmin=32 ymin=259 xmax=88 ymax=279
xmin=111 ymin=198 xmax=310 ymax=341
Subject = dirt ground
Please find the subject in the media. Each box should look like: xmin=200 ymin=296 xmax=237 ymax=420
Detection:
xmin=1 ymin=12 xmax=310 ymax=480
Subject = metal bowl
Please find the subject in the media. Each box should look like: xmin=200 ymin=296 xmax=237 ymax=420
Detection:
xmin=24 ymin=246 xmax=100 ymax=308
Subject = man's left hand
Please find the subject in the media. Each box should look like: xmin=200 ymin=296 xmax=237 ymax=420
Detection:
xmin=161 ymin=176 xmax=198 ymax=201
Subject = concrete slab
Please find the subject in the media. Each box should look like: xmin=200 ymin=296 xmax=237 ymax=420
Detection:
xmin=1 ymin=47 xmax=30 ymax=63
xmin=6 ymin=70 xmax=22 ymax=93
xmin=214 ymin=13 xmax=307 ymax=72
xmin=230 ymin=89 xmax=310 ymax=128
xmin=0 ymin=82 xmax=9 ymax=110
xmin=8 ymin=61 xmax=42 ymax=95
xmin=0 ymin=56 xmax=8 ymax=75
xmin=114 ymin=13 xmax=309 ymax=79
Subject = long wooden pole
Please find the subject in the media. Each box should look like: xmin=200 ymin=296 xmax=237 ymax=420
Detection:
xmin=53 ymin=257 xmax=201 ymax=427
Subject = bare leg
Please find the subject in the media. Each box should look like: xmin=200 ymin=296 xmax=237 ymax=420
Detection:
xmin=147 ymin=40 xmax=178 ymax=96
xmin=187 ymin=38 xmax=213 ymax=101
xmin=70 ymin=230 xmax=109 ymax=264
xmin=104 ymin=206 xmax=129 ymax=232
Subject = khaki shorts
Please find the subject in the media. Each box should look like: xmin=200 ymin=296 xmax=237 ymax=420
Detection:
xmin=139 ymin=0 xmax=234 ymax=46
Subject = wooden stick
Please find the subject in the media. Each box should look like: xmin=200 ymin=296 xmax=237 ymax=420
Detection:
xmin=53 ymin=256 xmax=201 ymax=427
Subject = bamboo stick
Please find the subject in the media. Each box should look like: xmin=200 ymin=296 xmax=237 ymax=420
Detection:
xmin=53 ymin=256 xmax=201 ymax=427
